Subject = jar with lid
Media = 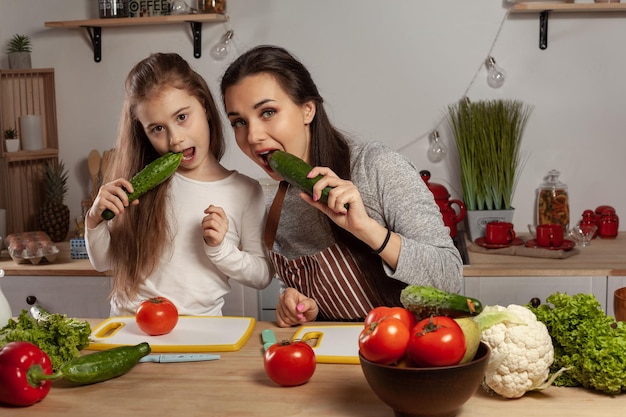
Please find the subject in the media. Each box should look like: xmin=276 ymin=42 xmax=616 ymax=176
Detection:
xmin=536 ymin=169 xmax=570 ymax=232
xmin=198 ymin=0 xmax=226 ymax=13
xmin=599 ymin=208 xmax=619 ymax=239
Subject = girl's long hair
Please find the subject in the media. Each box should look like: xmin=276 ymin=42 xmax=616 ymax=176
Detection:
xmin=106 ymin=52 xmax=225 ymax=301
xmin=220 ymin=45 xmax=405 ymax=307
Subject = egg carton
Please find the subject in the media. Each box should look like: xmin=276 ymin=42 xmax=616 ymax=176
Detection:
xmin=6 ymin=231 xmax=60 ymax=265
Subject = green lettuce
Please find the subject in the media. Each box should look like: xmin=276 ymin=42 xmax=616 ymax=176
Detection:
xmin=0 ymin=309 xmax=91 ymax=370
xmin=528 ymin=292 xmax=626 ymax=395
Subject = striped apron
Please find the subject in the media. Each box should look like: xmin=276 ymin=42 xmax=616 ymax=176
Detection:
xmin=264 ymin=182 xmax=379 ymax=321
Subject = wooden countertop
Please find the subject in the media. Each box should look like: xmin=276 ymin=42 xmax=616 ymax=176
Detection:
xmin=0 ymin=241 xmax=108 ymax=277
xmin=7 ymin=320 xmax=624 ymax=417
xmin=2 ymin=234 xmax=625 ymax=278
xmin=464 ymin=233 xmax=626 ymax=277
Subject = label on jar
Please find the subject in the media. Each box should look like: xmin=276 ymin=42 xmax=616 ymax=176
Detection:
xmin=127 ymin=0 xmax=171 ymax=17
xmin=537 ymin=189 xmax=570 ymax=231
xmin=99 ymin=0 xmax=128 ymax=18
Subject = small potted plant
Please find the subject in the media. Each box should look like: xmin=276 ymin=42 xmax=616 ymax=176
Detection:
xmin=6 ymin=34 xmax=32 ymax=69
xmin=3 ymin=128 xmax=20 ymax=152
xmin=446 ymin=98 xmax=532 ymax=241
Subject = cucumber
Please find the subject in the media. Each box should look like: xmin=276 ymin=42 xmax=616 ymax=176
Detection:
xmin=400 ymin=285 xmax=483 ymax=319
xmin=101 ymin=152 xmax=183 ymax=220
xmin=54 ymin=342 xmax=151 ymax=385
xmin=267 ymin=151 xmax=335 ymax=205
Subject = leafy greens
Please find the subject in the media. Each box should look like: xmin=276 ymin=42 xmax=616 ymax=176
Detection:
xmin=528 ymin=292 xmax=626 ymax=395
xmin=0 ymin=309 xmax=91 ymax=370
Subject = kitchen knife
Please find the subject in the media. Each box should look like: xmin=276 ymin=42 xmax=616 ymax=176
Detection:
xmin=139 ymin=353 xmax=220 ymax=363
xmin=262 ymin=329 xmax=277 ymax=351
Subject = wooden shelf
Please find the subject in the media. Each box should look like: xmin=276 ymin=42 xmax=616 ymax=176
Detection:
xmin=509 ymin=3 xmax=626 ymax=49
xmin=44 ymin=13 xmax=229 ymax=62
xmin=511 ymin=3 xmax=626 ymax=13
xmin=3 ymin=149 xmax=58 ymax=163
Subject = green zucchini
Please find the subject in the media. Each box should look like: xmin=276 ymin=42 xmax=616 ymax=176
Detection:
xmin=101 ymin=152 xmax=183 ymax=220
xmin=400 ymin=285 xmax=483 ymax=319
xmin=267 ymin=151 xmax=335 ymax=205
xmin=54 ymin=342 xmax=151 ymax=385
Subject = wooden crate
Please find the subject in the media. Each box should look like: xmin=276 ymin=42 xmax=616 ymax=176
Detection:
xmin=0 ymin=69 xmax=59 ymax=234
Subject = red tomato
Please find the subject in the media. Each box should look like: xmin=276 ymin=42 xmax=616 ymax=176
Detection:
xmin=264 ymin=341 xmax=316 ymax=386
xmin=135 ymin=296 xmax=179 ymax=336
xmin=359 ymin=317 xmax=410 ymax=365
xmin=364 ymin=306 xmax=417 ymax=331
xmin=407 ymin=316 xmax=466 ymax=367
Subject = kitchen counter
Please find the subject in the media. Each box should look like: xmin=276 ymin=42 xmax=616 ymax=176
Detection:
xmin=0 ymin=241 xmax=108 ymax=276
xmin=464 ymin=233 xmax=626 ymax=277
xmin=7 ymin=320 xmax=625 ymax=417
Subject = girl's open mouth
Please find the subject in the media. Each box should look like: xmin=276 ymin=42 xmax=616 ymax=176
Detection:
xmin=182 ymin=147 xmax=196 ymax=162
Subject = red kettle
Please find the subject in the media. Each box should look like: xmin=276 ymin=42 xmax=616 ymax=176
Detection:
xmin=420 ymin=170 xmax=466 ymax=238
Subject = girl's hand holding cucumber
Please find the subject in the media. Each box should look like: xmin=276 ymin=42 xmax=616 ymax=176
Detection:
xmin=87 ymin=178 xmax=138 ymax=229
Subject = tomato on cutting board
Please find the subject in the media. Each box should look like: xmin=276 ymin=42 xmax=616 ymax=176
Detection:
xmin=135 ymin=296 xmax=179 ymax=336
xmin=264 ymin=340 xmax=316 ymax=387
xmin=407 ymin=316 xmax=466 ymax=367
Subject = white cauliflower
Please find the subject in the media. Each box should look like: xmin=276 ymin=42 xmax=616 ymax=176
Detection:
xmin=476 ymin=304 xmax=554 ymax=399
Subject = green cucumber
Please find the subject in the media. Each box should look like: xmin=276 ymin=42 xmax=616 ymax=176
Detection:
xmin=268 ymin=151 xmax=335 ymax=205
xmin=53 ymin=343 xmax=151 ymax=385
xmin=400 ymin=285 xmax=483 ymax=319
xmin=101 ymin=152 xmax=183 ymax=220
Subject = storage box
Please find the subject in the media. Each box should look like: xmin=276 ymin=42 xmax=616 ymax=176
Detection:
xmin=70 ymin=238 xmax=89 ymax=260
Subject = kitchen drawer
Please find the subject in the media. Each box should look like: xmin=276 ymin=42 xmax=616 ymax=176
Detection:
xmin=3 ymin=275 xmax=112 ymax=318
xmin=464 ymin=275 xmax=608 ymax=313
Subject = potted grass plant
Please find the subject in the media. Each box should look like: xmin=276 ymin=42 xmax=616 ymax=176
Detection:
xmin=3 ymin=128 xmax=20 ymax=152
xmin=447 ymin=98 xmax=532 ymax=241
xmin=6 ymin=34 xmax=32 ymax=69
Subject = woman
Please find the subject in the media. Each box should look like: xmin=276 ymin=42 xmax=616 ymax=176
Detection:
xmin=220 ymin=45 xmax=462 ymax=327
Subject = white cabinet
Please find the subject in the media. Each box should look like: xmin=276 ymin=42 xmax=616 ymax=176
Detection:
xmin=3 ymin=275 xmax=112 ymax=318
xmin=258 ymin=278 xmax=282 ymax=321
xmin=464 ymin=276 xmax=608 ymax=313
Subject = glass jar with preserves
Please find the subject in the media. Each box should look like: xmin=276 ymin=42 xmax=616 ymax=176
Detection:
xmin=537 ymin=169 xmax=570 ymax=232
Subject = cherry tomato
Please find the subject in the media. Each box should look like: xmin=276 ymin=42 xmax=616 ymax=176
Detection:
xmin=364 ymin=306 xmax=417 ymax=331
xmin=264 ymin=340 xmax=316 ymax=387
xmin=135 ymin=296 xmax=179 ymax=336
xmin=407 ymin=316 xmax=466 ymax=367
xmin=359 ymin=317 xmax=410 ymax=365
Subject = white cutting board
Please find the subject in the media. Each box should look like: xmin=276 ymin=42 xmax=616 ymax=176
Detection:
xmin=291 ymin=324 xmax=363 ymax=365
xmin=89 ymin=316 xmax=255 ymax=352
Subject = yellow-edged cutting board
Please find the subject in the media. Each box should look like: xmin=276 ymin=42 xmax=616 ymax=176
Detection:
xmin=291 ymin=324 xmax=363 ymax=364
xmin=89 ymin=316 xmax=255 ymax=352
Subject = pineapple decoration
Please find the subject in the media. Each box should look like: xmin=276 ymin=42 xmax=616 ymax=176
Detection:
xmin=39 ymin=159 xmax=70 ymax=242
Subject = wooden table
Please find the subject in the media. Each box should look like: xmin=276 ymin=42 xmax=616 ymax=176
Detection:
xmin=7 ymin=321 xmax=625 ymax=417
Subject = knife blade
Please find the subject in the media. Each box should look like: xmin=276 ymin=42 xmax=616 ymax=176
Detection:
xmin=139 ymin=353 xmax=221 ymax=363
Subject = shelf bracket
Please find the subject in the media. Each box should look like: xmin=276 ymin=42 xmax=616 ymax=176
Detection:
xmin=539 ymin=11 xmax=549 ymax=50
xmin=189 ymin=22 xmax=202 ymax=59
xmin=84 ymin=26 xmax=102 ymax=62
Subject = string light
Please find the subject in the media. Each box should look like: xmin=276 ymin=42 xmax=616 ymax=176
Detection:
xmin=427 ymin=130 xmax=447 ymax=163
xmin=485 ymin=56 xmax=506 ymax=88
xmin=211 ymin=30 xmax=234 ymax=61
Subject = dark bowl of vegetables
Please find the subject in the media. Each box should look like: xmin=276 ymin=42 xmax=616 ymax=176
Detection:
xmin=359 ymin=342 xmax=490 ymax=417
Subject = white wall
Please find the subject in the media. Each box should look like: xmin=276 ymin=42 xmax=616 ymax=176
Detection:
xmin=1 ymin=0 xmax=624 ymax=234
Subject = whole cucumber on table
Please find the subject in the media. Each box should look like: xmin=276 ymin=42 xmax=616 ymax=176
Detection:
xmin=268 ymin=150 xmax=340 ymax=206
xmin=101 ymin=152 xmax=183 ymax=220
xmin=50 ymin=342 xmax=151 ymax=385
xmin=400 ymin=285 xmax=483 ymax=319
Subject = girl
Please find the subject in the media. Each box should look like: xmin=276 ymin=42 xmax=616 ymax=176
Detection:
xmin=86 ymin=53 xmax=271 ymax=316
xmin=221 ymin=45 xmax=463 ymax=327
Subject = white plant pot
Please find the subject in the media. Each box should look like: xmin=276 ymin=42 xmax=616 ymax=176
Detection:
xmin=5 ymin=139 xmax=20 ymax=152
xmin=8 ymin=52 xmax=32 ymax=69
xmin=465 ymin=209 xmax=515 ymax=242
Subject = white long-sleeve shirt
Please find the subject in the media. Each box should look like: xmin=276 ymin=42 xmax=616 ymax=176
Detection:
xmin=86 ymin=171 xmax=272 ymax=316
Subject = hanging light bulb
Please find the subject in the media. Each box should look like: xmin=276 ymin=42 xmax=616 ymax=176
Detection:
xmin=485 ymin=56 xmax=506 ymax=89
xmin=427 ymin=130 xmax=447 ymax=163
xmin=211 ymin=30 xmax=234 ymax=61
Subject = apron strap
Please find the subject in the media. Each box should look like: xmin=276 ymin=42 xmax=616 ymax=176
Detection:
xmin=264 ymin=181 xmax=289 ymax=250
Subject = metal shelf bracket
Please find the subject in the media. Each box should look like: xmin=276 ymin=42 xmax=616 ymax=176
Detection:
xmin=190 ymin=22 xmax=202 ymax=58
xmin=539 ymin=10 xmax=549 ymax=50
xmin=84 ymin=26 xmax=102 ymax=62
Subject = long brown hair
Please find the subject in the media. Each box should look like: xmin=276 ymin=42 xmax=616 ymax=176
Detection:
xmin=220 ymin=45 xmax=405 ymax=307
xmin=106 ymin=52 xmax=225 ymax=301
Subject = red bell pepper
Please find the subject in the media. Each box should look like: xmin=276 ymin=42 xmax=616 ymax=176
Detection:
xmin=0 ymin=341 xmax=53 ymax=406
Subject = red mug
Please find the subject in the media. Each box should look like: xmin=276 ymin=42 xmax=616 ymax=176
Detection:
xmin=536 ymin=224 xmax=564 ymax=248
xmin=484 ymin=221 xmax=516 ymax=245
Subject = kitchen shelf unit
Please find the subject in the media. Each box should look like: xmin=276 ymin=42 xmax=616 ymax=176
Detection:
xmin=510 ymin=3 xmax=626 ymax=49
xmin=44 ymin=13 xmax=229 ymax=62
xmin=0 ymin=69 xmax=59 ymax=235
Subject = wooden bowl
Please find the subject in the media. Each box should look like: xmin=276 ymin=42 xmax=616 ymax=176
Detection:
xmin=359 ymin=342 xmax=490 ymax=417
